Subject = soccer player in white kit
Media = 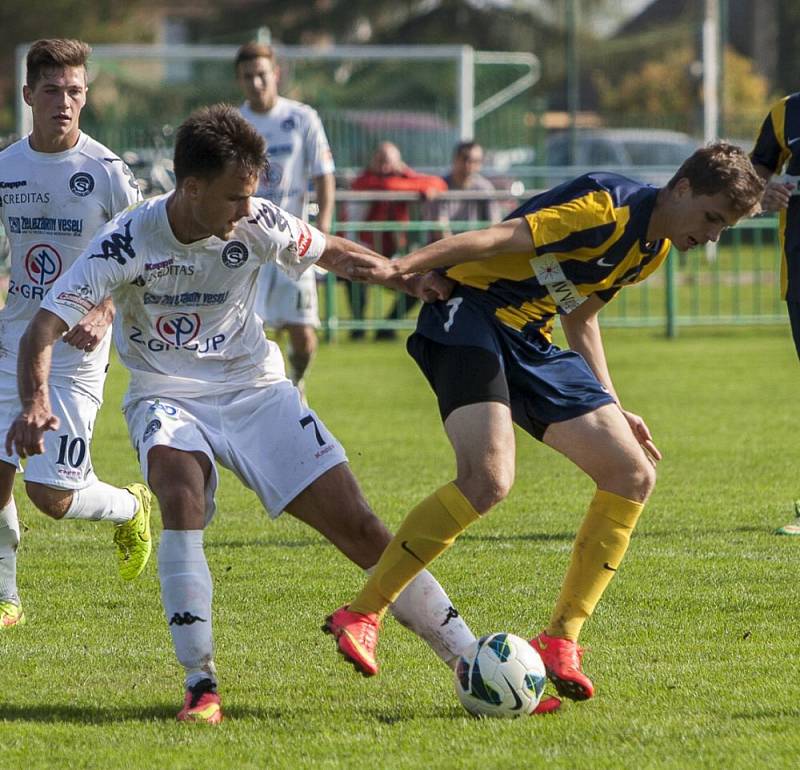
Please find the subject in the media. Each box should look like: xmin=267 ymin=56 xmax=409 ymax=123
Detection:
xmin=0 ymin=39 xmax=152 ymax=630
xmin=7 ymin=104 xmax=476 ymax=723
xmin=236 ymin=42 xmax=336 ymax=403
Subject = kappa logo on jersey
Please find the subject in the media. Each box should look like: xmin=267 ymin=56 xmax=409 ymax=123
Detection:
xmin=69 ymin=172 xmax=95 ymax=197
xmin=221 ymin=241 xmax=249 ymax=268
xmin=155 ymin=312 xmax=201 ymax=347
xmin=25 ymin=244 xmax=62 ymax=286
xmin=249 ymin=200 xmax=291 ymax=233
xmin=103 ymin=157 xmax=141 ymax=191
xmin=89 ymin=220 xmax=135 ymax=265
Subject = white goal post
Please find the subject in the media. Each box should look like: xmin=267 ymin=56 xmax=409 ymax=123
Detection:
xmin=15 ymin=43 xmax=539 ymax=141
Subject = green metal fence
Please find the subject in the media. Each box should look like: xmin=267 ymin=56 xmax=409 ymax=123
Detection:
xmin=320 ymin=213 xmax=786 ymax=340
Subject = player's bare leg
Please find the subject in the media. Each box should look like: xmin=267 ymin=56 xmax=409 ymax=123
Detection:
xmin=0 ymin=461 xmax=23 ymax=628
xmin=289 ymin=462 xmax=476 ymax=673
xmin=25 ymin=479 xmax=151 ymax=581
xmin=532 ymin=403 xmax=656 ymax=700
xmin=323 ymin=404 xmax=512 ymax=674
xmin=285 ymin=323 xmax=317 ymax=405
xmin=148 ymin=445 xmax=222 ymax=724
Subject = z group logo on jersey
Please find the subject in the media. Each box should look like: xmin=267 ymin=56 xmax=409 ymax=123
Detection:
xmin=69 ymin=172 xmax=95 ymax=197
xmin=221 ymin=241 xmax=249 ymax=268
xmin=25 ymin=244 xmax=62 ymax=286
xmin=155 ymin=312 xmax=201 ymax=347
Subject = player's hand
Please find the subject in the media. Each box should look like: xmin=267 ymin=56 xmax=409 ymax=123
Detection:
xmin=621 ymin=409 xmax=661 ymax=466
xmin=5 ymin=407 xmax=60 ymax=459
xmin=346 ymin=252 xmax=400 ymax=284
xmin=761 ymin=181 xmax=794 ymax=213
xmin=414 ymin=271 xmax=455 ymax=302
xmin=62 ymin=302 xmax=114 ymax=353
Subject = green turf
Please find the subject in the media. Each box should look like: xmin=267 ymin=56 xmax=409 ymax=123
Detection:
xmin=2 ymin=325 xmax=800 ymax=769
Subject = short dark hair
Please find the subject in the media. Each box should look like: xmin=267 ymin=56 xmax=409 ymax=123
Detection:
xmin=454 ymin=140 xmax=482 ymax=158
xmin=667 ymin=142 xmax=764 ymax=216
xmin=173 ymin=104 xmax=267 ymax=183
xmin=26 ymin=38 xmax=90 ymax=89
xmin=234 ymin=42 xmax=276 ymax=73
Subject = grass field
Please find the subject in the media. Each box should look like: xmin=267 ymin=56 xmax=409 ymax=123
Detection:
xmin=2 ymin=325 xmax=800 ymax=769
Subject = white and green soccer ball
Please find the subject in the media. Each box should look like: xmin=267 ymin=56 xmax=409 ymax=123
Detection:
xmin=454 ymin=632 xmax=547 ymax=718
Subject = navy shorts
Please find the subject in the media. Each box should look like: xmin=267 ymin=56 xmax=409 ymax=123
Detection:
xmin=788 ymin=301 xmax=800 ymax=361
xmin=408 ymin=287 xmax=615 ymax=440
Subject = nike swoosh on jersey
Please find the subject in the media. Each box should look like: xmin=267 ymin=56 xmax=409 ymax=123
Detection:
xmin=596 ymin=257 xmax=616 ymax=267
xmin=603 ymin=562 xmax=617 ymax=571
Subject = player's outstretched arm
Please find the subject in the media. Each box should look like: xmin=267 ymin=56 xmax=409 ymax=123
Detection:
xmin=317 ymin=234 xmax=451 ymax=299
xmin=6 ymin=309 xmax=69 ymax=459
xmin=346 ymin=217 xmax=532 ymax=283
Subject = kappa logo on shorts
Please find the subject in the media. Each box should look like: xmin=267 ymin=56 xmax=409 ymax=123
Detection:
xmin=69 ymin=172 xmax=95 ymax=197
xmin=155 ymin=312 xmax=201 ymax=347
xmin=143 ymin=418 xmax=161 ymax=441
xmin=25 ymin=243 xmax=62 ymax=286
xmin=221 ymin=240 xmax=249 ymax=268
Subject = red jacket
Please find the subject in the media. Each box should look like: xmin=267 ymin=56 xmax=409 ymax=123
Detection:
xmin=350 ymin=169 xmax=447 ymax=255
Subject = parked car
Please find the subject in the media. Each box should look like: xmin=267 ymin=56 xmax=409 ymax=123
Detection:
xmin=542 ymin=128 xmax=701 ymax=186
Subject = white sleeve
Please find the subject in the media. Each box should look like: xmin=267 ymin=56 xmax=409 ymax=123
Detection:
xmin=41 ymin=215 xmax=141 ymax=327
xmin=305 ymin=109 xmax=336 ymax=178
xmin=108 ymin=158 xmax=143 ymax=217
xmin=247 ymin=199 xmax=326 ymax=280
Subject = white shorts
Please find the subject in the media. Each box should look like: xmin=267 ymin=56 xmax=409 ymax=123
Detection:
xmin=123 ymin=380 xmax=347 ymax=523
xmin=255 ymin=263 xmax=320 ymax=328
xmin=0 ymin=376 xmax=99 ymax=490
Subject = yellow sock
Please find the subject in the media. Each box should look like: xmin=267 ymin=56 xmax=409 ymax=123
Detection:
xmin=546 ymin=490 xmax=643 ymax=642
xmin=349 ymin=482 xmax=480 ymax=619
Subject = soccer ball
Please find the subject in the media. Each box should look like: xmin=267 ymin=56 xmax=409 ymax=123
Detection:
xmin=454 ymin=632 xmax=547 ymax=718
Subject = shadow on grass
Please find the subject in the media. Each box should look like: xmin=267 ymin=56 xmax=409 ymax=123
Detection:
xmin=0 ymin=703 xmax=176 ymax=723
xmin=0 ymin=702 xmax=297 ymax=723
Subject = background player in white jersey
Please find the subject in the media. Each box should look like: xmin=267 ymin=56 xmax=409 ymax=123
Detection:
xmin=7 ymin=104 xmax=479 ymax=723
xmin=235 ymin=42 xmax=335 ymax=402
xmin=0 ymin=39 xmax=152 ymax=630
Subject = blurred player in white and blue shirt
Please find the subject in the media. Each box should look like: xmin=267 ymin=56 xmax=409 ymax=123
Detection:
xmin=236 ymin=42 xmax=336 ymax=402
xmin=7 ymin=104 xmax=476 ymax=723
xmin=0 ymin=39 xmax=152 ymax=631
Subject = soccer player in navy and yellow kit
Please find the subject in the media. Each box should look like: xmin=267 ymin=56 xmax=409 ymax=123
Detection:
xmin=324 ymin=143 xmax=764 ymax=702
xmin=750 ymin=94 xmax=800 ymax=535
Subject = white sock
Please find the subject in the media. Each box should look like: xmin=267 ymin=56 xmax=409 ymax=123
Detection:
xmin=0 ymin=498 xmax=20 ymax=604
xmin=158 ymin=529 xmax=216 ymax=688
xmin=375 ymin=567 xmax=477 ymax=668
xmin=63 ymin=481 xmax=137 ymax=524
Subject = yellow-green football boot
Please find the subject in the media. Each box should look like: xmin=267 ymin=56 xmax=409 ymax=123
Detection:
xmin=113 ymin=484 xmax=153 ymax=580
xmin=0 ymin=600 xmax=25 ymax=629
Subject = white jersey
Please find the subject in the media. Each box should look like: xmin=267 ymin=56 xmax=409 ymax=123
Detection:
xmin=41 ymin=194 xmax=326 ymax=406
xmin=239 ymin=97 xmax=335 ymax=218
xmin=0 ymin=132 xmax=141 ymax=401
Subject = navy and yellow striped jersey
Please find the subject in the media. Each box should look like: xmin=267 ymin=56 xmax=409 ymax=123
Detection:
xmin=751 ymin=92 xmax=800 ymax=301
xmin=444 ymin=173 xmax=670 ymax=342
